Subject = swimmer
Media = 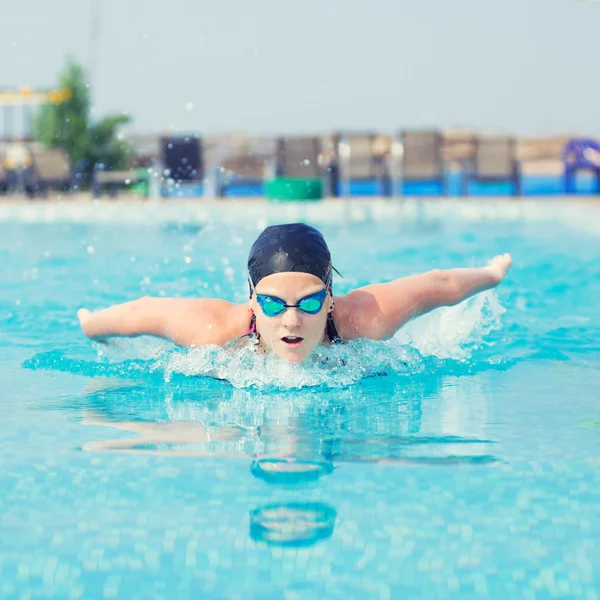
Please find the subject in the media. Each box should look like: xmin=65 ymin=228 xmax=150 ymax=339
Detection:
xmin=78 ymin=222 xmax=512 ymax=363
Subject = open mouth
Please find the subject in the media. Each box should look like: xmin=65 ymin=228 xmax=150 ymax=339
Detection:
xmin=281 ymin=336 xmax=304 ymax=348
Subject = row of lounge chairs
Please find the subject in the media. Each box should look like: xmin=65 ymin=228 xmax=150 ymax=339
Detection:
xmin=0 ymin=147 xmax=71 ymax=196
xmin=0 ymin=132 xmax=597 ymax=197
xmin=211 ymin=132 xmax=521 ymax=197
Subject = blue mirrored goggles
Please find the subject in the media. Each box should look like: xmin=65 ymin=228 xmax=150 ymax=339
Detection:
xmin=256 ymin=288 xmax=328 ymax=317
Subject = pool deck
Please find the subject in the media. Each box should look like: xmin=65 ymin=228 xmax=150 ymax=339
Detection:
xmin=0 ymin=192 xmax=598 ymax=207
xmin=1 ymin=194 xmax=599 ymax=233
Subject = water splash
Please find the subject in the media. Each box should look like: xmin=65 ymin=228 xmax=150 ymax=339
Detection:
xmin=161 ymin=339 xmax=418 ymax=389
xmin=396 ymin=289 xmax=505 ymax=360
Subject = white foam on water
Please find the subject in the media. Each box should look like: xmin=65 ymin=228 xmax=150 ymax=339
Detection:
xmin=395 ymin=290 xmax=505 ymax=360
xmin=160 ymin=339 xmax=418 ymax=389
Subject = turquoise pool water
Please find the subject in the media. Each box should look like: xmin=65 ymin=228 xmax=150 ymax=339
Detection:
xmin=1 ymin=199 xmax=599 ymax=599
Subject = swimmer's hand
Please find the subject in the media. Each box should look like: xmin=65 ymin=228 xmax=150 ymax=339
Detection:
xmin=77 ymin=308 xmax=92 ymax=327
xmin=78 ymin=308 xmax=108 ymax=345
xmin=486 ymin=253 xmax=512 ymax=283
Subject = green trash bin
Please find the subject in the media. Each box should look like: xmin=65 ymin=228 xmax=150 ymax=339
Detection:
xmin=266 ymin=177 xmax=323 ymax=201
xmin=130 ymin=168 xmax=150 ymax=198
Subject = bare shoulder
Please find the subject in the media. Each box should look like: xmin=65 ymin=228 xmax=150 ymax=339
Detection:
xmin=163 ymin=298 xmax=251 ymax=347
xmin=331 ymin=282 xmax=418 ymax=342
xmin=330 ymin=290 xmax=382 ymax=341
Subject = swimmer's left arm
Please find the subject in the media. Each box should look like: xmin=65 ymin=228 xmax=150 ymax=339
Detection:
xmin=337 ymin=254 xmax=512 ymax=340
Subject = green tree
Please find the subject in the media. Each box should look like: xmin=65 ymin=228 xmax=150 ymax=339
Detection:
xmin=33 ymin=58 xmax=132 ymax=178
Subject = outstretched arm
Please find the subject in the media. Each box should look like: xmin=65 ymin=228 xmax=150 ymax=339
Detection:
xmin=78 ymin=297 xmax=246 ymax=347
xmin=337 ymin=254 xmax=512 ymax=341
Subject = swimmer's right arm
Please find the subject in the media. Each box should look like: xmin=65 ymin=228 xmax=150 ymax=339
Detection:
xmin=78 ymin=297 xmax=246 ymax=347
xmin=335 ymin=253 xmax=513 ymax=341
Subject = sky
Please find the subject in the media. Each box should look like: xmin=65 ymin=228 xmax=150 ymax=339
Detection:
xmin=2 ymin=0 xmax=599 ymax=136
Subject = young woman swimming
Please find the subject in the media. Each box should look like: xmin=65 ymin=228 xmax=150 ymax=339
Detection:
xmin=78 ymin=222 xmax=512 ymax=363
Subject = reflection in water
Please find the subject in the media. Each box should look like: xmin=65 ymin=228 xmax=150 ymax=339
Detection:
xmin=251 ymin=457 xmax=335 ymax=485
xmin=76 ymin=373 xmax=498 ymax=466
xmin=81 ymin=412 xmax=246 ymax=455
xmin=249 ymin=502 xmax=337 ymax=548
xmin=438 ymin=376 xmax=491 ymax=440
xmin=72 ymin=372 xmax=498 ymax=547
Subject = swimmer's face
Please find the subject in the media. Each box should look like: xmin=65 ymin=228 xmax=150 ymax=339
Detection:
xmin=250 ymin=272 xmax=332 ymax=363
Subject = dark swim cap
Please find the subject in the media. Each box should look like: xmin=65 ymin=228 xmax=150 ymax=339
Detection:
xmin=247 ymin=223 xmax=332 ymax=290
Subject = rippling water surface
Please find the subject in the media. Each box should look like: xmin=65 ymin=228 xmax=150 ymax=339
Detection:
xmin=1 ymin=200 xmax=599 ymax=599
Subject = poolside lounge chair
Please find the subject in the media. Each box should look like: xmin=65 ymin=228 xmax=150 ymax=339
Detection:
xmin=391 ymin=130 xmax=447 ymax=195
xmin=128 ymin=134 xmax=162 ymax=168
xmin=275 ymin=136 xmax=323 ymax=177
xmin=211 ymin=154 xmax=273 ymax=197
xmin=160 ymin=135 xmax=203 ymax=182
xmin=331 ymin=132 xmax=391 ymax=197
xmin=0 ymin=159 xmax=8 ymax=195
xmin=207 ymin=137 xmax=276 ymax=197
xmin=92 ymin=167 xmax=146 ymax=198
xmin=562 ymin=138 xmax=600 ymax=194
xmin=274 ymin=136 xmax=335 ymax=196
xmin=462 ymin=135 xmax=521 ymax=196
xmin=24 ymin=147 xmax=71 ymax=197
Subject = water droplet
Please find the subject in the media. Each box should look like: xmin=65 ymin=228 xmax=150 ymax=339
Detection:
xmin=87 ymin=245 xmax=95 ymax=254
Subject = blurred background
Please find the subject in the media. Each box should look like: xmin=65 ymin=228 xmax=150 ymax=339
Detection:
xmin=2 ymin=0 xmax=600 ymax=200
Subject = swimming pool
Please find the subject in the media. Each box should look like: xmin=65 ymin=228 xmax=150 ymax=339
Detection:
xmin=1 ymin=198 xmax=599 ymax=599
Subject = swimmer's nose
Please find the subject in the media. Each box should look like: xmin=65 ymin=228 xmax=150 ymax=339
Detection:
xmin=281 ymin=308 xmax=302 ymax=329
